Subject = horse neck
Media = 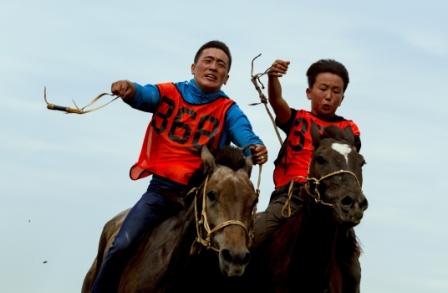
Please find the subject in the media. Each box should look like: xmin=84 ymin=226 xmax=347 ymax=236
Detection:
xmin=161 ymin=192 xmax=227 ymax=292
xmin=284 ymin=194 xmax=344 ymax=291
xmin=298 ymin=192 xmax=342 ymax=252
xmin=161 ymin=200 xmax=198 ymax=267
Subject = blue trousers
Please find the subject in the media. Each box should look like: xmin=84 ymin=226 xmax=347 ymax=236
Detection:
xmin=91 ymin=178 xmax=184 ymax=293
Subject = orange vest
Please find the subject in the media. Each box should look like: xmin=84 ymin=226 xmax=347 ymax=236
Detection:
xmin=130 ymin=82 xmax=234 ymax=184
xmin=273 ymin=110 xmax=360 ymax=189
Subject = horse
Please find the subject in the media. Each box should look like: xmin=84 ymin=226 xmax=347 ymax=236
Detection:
xmin=81 ymin=145 xmax=259 ymax=293
xmin=237 ymin=124 xmax=368 ymax=293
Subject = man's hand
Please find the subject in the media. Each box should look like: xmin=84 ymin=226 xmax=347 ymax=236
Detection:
xmin=250 ymin=144 xmax=268 ymax=165
xmin=267 ymin=59 xmax=292 ymax=126
xmin=267 ymin=60 xmax=290 ymax=78
xmin=111 ymin=80 xmax=136 ymax=101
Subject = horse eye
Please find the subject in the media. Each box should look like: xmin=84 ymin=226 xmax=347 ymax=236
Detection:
xmin=207 ymin=190 xmax=217 ymax=201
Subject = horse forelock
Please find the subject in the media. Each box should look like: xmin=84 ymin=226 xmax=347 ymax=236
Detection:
xmin=214 ymin=146 xmax=248 ymax=171
xmin=314 ymin=133 xmax=362 ymax=173
xmin=316 ymin=137 xmax=364 ymax=185
xmin=186 ymin=146 xmax=249 ymax=194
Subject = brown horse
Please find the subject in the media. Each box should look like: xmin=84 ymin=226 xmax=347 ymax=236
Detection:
xmin=82 ymin=146 xmax=258 ymax=293
xmin=237 ymin=125 xmax=368 ymax=293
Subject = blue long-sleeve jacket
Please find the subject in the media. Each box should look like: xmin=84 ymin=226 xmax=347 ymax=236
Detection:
xmin=125 ymin=79 xmax=264 ymax=151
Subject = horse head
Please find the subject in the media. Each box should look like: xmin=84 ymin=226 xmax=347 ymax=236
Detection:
xmin=308 ymin=124 xmax=368 ymax=227
xmin=193 ymin=145 xmax=258 ymax=277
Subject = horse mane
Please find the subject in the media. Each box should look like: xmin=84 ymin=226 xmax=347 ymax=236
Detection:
xmin=214 ymin=145 xmax=248 ymax=171
xmin=338 ymin=228 xmax=362 ymax=261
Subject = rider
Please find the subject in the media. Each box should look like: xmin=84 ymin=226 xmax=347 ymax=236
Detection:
xmin=254 ymin=57 xmax=362 ymax=282
xmin=91 ymin=40 xmax=268 ymax=293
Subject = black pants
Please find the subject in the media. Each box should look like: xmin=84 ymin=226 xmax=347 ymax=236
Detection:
xmin=254 ymin=183 xmax=303 ymax=247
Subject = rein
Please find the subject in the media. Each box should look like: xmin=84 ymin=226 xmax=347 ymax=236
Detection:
xmin=281 ymin=169 xmax=361 ymax=217
xmin=190 ymin=175 xmax=254 ymax=254
xmin=43 ymin=87 xmax=119 ymax=114
xmin=249 ymin=54 xmax=283 ymax=146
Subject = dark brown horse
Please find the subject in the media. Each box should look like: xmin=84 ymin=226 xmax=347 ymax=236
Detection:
xmin=237 ymin=125 xmax=368 ymax=293
xmin=82 ymin=146 xmax=258 ymax=293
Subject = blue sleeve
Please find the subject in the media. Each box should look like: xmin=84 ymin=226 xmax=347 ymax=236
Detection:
xmin=224 ymin=104 xmax=264 ymax=153
xmin=123 ymin=83 xmax=160 ymax=112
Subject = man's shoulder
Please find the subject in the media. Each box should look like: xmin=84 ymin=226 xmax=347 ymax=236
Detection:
xmin=334 ymin=113 xmax=355 ymax=122
xmin=331 ymin=115 xmax=361 ymax=137
xmin=334 ymin=114 xmax=359 ymax=126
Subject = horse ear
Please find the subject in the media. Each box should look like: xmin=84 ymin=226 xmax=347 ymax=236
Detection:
xmin=342 ymin=126 xmax=355 ymax=146
xmin=311 ymin=122 xmax=321 ymax=148
xmin=201 ymin=145 xmax=216 ymax=175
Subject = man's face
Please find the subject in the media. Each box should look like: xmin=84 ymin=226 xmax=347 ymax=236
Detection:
xmin=307 ymin=72 xmax=345 ymax=119
xmin=191 ymin=48 xmax=229 ymax=93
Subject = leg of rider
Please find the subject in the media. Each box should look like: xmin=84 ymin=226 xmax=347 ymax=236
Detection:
xmin=254 ymin=185 xmax=303 ymax=247
xmin=91 ymin=181 xmax=183 ymax=293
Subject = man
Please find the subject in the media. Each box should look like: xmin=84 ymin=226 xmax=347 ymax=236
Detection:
xmin=91 ymin=40 xmax=267 ymax=293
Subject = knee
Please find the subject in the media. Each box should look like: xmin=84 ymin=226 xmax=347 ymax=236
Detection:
xmin=253 ymin=209 xmax=283 ymax=247
xmin=110 ymin=231 xmax=135 ymax=255
xmin=253 ymin=212 xmax=268 ymax=247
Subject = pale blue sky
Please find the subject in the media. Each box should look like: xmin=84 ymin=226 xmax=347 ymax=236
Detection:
xmin=1 ymin=0 xmax=447 ymax=292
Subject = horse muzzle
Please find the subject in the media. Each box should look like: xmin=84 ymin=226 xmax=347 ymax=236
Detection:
xmin=338 ymin=192 xmax=368 ymax=227
xmin=219 ymin=247 xmax=251 ymax=277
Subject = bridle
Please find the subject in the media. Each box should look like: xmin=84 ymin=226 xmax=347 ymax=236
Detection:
xmin=189 ymin=175 xmax=256 ymax=254
xmin=305 ymin=169 xmax=361 ymax=205
xmin=281 ymin=169 xmax=362 ymax=218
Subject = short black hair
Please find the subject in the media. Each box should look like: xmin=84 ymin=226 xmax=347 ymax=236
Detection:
xmin=194 ymin=40 xmax=232 ymax=71
xmin=306 ymin=59 xmax=349 ymax=91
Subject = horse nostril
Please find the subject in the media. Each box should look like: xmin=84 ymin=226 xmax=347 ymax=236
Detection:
xmin=341 ymin=196 xmax=353 ymax=207
xmin=221 ymin=249 xmax=251 ymax=265
xmin=360 ymin=197 xmax=369 ymax=211
xmin=222 ymin=249 xmax=232 ymax=263
xmin=240 ymin=251 xmax=251 ymax=265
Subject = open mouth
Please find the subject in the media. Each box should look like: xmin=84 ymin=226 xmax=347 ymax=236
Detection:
xmin=321 ymin=104 xmax=332 ymax=112
xmin=205 ymin=74 xmax=217 ymax=81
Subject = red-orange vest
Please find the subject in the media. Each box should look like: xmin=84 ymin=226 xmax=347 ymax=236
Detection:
xmin=130 ymin=82 xmax=234 ymax=184
xmin=273 ymin=110 xmax=360 ymax=189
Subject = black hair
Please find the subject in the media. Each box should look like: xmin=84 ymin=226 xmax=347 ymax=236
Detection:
xmin=194 ymin=40 xmax=232 ymax=71
xmin=306 ymin=59 xmax=349 ymax=91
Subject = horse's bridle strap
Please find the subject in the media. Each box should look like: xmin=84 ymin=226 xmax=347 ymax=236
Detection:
xmin=192 ymin=175 xmax=253 ymax=253
xmin=281 ymin=170 xmax=361 ymax=213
